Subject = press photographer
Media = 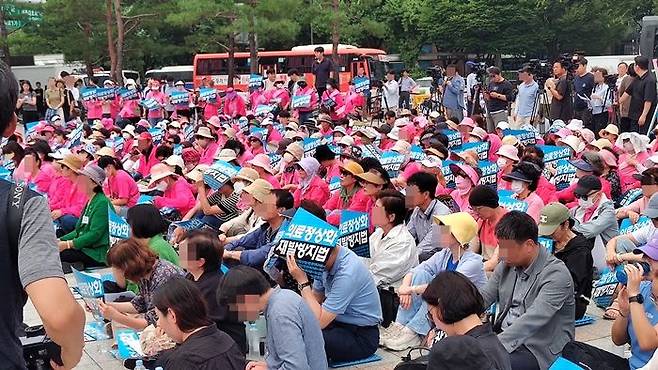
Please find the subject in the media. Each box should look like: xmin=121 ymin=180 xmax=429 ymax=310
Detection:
xmin=573 ymin=56 xmax=595 ymax=130
xmin=484 ymin=66 xmax=513 ymax=131
xmin=0 ymin=61 xmax=85 ymax=369
xmin=547 ymin=59 xmax=573 ymax=122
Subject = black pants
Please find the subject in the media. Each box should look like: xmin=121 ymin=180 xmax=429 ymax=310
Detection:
xmin=591 ymin=112 xmax=608 ymax=136
xmin=22 ymin=110 xmax=39 ymax=124
xmin=399 ymin=91 xmax=411 ymax=109
xmin=316 ymin=86 xmax=326 ymax=101
xmin=562 ymin=341 xmax=629 ymax=370
xmin=323 ymin=321 xmax=379 ymax=363
xmin=510 ymin=345 xmax=539 ymax=370
xmin=60 ymin=249 xmax=105 ymax=271
xmin=575 ymin=109 xmax=593 ymax=131
xmin=619 ymin=116 xmax=632 ymax=134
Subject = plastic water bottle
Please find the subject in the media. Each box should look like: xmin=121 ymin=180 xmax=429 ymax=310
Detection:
xmin=134 ymin=360 xmax=146 ymax=370
xmin=248 ymin=321 xmax=260 ymax=359
xmin=155 ymin=367 xmax=163 ymax=370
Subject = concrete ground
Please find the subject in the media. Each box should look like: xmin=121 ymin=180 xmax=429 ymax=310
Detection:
xmin=22 ymin=274 xmax=628 ymax=370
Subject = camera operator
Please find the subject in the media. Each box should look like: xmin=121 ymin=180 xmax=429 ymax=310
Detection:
xmin=0 ymin=62 xmax=85 ymax=369
xmin=466 ymin=62 xmax=478 ymax=117
xmin=382 ymin=70 xmax=400 ymax=112
xmin=484 ymin=66 xmax=513 ymax=131
xmin=590 ymin=67 xmax=613 ymax=134
xmin=547 ymin=60 xmax=573 ymax=122
xmin=616 ymin=62 xmax=633 ymax=132
xmin=442 ymin=64 xmax=465 ymax=122
xmin=573 ymin=56 xmax=595 ymax=130
xmin=513 ymin=66 xmax=539 ymax=128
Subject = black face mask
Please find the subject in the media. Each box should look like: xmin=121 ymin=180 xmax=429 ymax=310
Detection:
xmin=298 ymin=82 xmax=307 ymax=88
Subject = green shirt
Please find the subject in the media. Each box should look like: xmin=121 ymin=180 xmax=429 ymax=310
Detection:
xmin=148 ymin=234 xmax=179 ymax=265
xmin=61 ymin=192 xmax=111 ymax=264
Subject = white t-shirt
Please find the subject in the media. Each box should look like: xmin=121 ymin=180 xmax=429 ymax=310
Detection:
xmin=383 ymin=80 xmax=399 ymax=109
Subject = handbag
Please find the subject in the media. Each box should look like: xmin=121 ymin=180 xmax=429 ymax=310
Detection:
xmin=393 ymin=347 xmax=430 ymax=370
xmin=378 ymin=286 xmax=399 ymax=328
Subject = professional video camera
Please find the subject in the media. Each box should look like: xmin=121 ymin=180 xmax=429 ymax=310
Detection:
xmin=466 ymin=61 xmax=489 ymax=83
xmin=604 ymin=73 xmax=618 ymax=87
xmin=525 ymin=59 xmax=552 ymax=88
xmin=426 ymin=66 xmax=445 ymax=87
xmin=21 ymin=325 xmax=62 ymax=370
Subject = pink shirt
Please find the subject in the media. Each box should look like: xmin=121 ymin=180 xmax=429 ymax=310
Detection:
xmin=535 ymin=176 xmax=557 ymax=204
xmin=224 ymin=95 xmax=247 ymax=118
xmin=138 ymin=145 xmax=161 ymax=177
xmin=619 ymin=151 xmax=649 ymax=193
xmin=450 ymin=189 xmax=472 ymax=213
xmin=50 ymin=178 xmax=88 ymax=218
xmin=119 ymin=99 xmax=141 ymax=118
xmin=293 ymin=176 xmax=330 ymax=207
xmin=46 ymin=175 xmax=67 ymax=208
xmin=85 ymin=100 xmax=103 ymax=120
xmin=400 ymin=162 xmax=422 ymax=181
xmin=32 ymin=162 xmax=56 ymax=194
xmin=324 ymin=162 xmax=341 ymax=182
xmin=203 ymin=99 xmax=221 ymax=120
xmin=199 ymin=142 xmax=220 ymax=165
xmin=250 ymin=90 xmax=268 ymax=109
xmin=478 ymin=208 xmax=508 ymax=260
xmin=262 ymin=173 xmax=281 ymax=189
xmin=514 ymin=192 xmax=544 ymax=222
xmin=104 ymin=170 xmax=140 ymax=207
xmin=325 ymin=188 xmax=370 ymax=225
xmin=153 ymin=177 xmax=196 ymax=215
xmin=322 ymin=90 xmax=345 ymax=121
xmin=145 ymin=90 xmax=167 ymax=119
xmin=267 ymin=128 xmax=283 ymax=143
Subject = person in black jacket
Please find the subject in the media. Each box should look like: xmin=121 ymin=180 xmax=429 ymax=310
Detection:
xmin=179 ymin=229 xmax=246 ymax=353
xmin=153 ymin=277 xmax=245 ymax=370
xmin=539 ymin=202 xmax=594 ymax=319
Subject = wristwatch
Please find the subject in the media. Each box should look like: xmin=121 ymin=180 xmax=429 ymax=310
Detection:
xmin=298 ymin=281 xmax=312 ymax=292
xmin=629 ymin=294 xmax=644 ymax=305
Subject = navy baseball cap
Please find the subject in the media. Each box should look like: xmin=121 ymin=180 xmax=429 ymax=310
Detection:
xmin=569 ymin=159 xmax=594 ymax=173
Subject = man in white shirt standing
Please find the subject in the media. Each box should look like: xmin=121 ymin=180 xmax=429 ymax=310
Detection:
xmin=382 ymin=70 xmax=400 ymax=112
xmin=465 ymin=63 xmax=478 ymax=116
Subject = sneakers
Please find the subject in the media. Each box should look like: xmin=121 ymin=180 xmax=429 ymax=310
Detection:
xmin=379 ymin=322 xmax=404 ymax=346
xmin=383 ymin=326 xmax=421 ymax=351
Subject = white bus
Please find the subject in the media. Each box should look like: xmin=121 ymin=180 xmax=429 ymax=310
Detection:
xmin=145 ymin=65 xmax=193 ymax=88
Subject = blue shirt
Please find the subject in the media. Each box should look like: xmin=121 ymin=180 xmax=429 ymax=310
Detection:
xmin=442 ymin=75 xmax=465 ymax=110
xmin=412 ymin=249 xmax=487 ymax=289
xmin=628 ymin=281 xmax=658 ymax=369
xmin=265 ymin=288 xmax=328 ymax=370
xmin=313 ymin=247 xmax=382 ymax=326
xmin=515 ymin=81 xmax=539 ymax=118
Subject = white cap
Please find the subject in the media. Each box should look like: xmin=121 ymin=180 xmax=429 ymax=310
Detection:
xmin=164 ymin=155 xmax=185 ymax=169
xmin=496 ymin=121 xmax=510 ymax=130
xmin=420 ymin=155 xmax=442 ymax=168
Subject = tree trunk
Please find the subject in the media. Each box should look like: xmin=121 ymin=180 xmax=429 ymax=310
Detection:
xmin=0 ymin=4 xmax=11 ymax=66
xmin=248 ymin=11 xmax=258 ymax=74
xmin=105 ymin=0 xmax=117 ymax=81
xmin=112 ymin=0 xmax=124 ymax=85
xmin=331 ymin=0 xmax=340 ymax=82
xmin=228 ymin=32 xmax=235 ymax=88
xmin=82 ymin=23 xmax=95 ymax=78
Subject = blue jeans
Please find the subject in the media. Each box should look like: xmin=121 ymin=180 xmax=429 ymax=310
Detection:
xmin=395 ymin=269 xmax=433 ymax=335
xmin=55 ymin=215 xmax=79 ymax=238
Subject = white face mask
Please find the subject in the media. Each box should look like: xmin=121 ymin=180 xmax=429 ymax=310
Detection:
xmin=326 ymin=85 xmax=332 ymax=91
xmin=234 ymin=181 xmax=246 ymax=194
xmin=122 ymin=133 xmax=132 ymax=140
xmin=109 ymin=133 xmax=118 ymax=140
xmin=496 ymin=158 xmax=508 ymax=168
xmin=511 ymin=180 xmax=525 ymax=194
xmin=578 ymin=197 xmax=594 ymax=209
xmin=151 ymin=86 xmax=159 ymax=91
xmin=156 ymin=181 xmax=168 ymax=192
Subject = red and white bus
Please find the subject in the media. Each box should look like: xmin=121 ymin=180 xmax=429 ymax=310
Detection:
xmin=193 ymin=45 xmax=388 ymax=92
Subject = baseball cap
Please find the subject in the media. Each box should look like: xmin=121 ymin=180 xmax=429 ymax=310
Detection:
xmin=634 ymin=233 xmax=658 ymax=261
xmin=138 ymin=132 xmax=153 ymax=141
xmin=569 ymin=158 xmax=594 ymax=173
xmin=633 ymin=167 xmax=658 ymax=183
xmin=538 ymin=202 xmax=570 ymax=236
xmin=243 ymin=179 xmax=273 ymax=203
xmin=502 ymin=169 xmax=532 ymax=183
xmin=642 ymin=193 xmax=658 ymax=219
xmin=433 ymin=212 xmax=478 ymax=246
xmin=573 ymin=175 xmax=602 ymax=197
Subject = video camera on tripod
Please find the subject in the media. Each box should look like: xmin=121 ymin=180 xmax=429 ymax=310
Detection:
xmin=21 ymin=325 xmax=62 ymax=370
xmin=525 ymin=59 xmax=552 ymax=88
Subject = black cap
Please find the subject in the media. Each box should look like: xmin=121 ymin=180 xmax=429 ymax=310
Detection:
xmin=502 ymin=170 xmax=532 ymax=183
xmin=376 ymin=124 xmax=392 ymax=135
xmin=574 ymin=175 xmax=602 ymax=197
xmin=428 ymin=335 xmax=495 ymax=370
xmin=469 ymin=185 xmax=499 ymax=209
xmin=314 ymin=144 xmax=335 ymax=162
xmin=633 ymin=167 xmax=658 ymax=184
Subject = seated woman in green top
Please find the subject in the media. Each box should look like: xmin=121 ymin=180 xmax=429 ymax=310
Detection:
xmin=104 ymin=204 xmax=180 ymax=293
xmin=58 ymin=163 xmax=111 ymax=273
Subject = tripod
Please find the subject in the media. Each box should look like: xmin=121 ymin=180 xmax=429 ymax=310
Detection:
xmin=530 ymin=88 xmax=551 ymax=133
xmin=369 ymin=85 xmax=389 ymax=126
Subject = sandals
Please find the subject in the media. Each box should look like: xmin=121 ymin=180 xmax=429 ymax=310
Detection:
xmin=603 ymin=298 xmax=621 ymax=320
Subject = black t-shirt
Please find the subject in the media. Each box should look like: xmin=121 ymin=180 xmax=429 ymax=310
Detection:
xmin=549 ymin=76 xmax=573 ymax=121
xmin=627 ymin=71 xmax=658 ymax=121
xmin=573 ymin=72 xmax=595 ymax=111
xmin=312 ymin=58 xmax=333 ymax=88
xmin=486 ymin=79 xmax=514 ymax=112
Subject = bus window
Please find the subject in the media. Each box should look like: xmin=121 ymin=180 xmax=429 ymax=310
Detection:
xmin=197 ymin=59 xmax=225 ymax=75
xmin=368 ymin=59 xmax=386 ymax=81
xmin=286 ymin=55 xmax=313 ymax=73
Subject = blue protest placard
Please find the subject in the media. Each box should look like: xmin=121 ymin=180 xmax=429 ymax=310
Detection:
xmin=72 ymin=268 xmax=114 ymax=320
xmin=173 ymin=144 xmax=182 ymax=156
xmin=454 ymin=141 xmax=490 ymax=161
xmin=141 ymin=98 xmax=160 ymax=111
xmin=353 ymin=77 xmax=370 ymax=94
xmin=66 ymin=126 xmax=84 ymax=149
xmin=329 ymin=144 xmax=341 ymax=155
xmin=410 ymin=145 xmax=427 ymax=161
xmin=538 ymin=237 xmax=554 ymax=253
xmin=184 ymin=122 xmax=195 ymax=141
xmin=237 ymin=116 xmax=249 ymax=130
xmin=498 ymin=189 xmax=513 ymax=198
xmin=173 ymin=218 xmax=207 ymax=231
xmin=360 ymin=144 xmax=381 ymax=159
xmin=108 ymin=206 xmax=130 ymax=245
xmin=328 ymin=176 xmax=341 ymax=192
xmin=115 ymin=329 xmax=144 ymax=360
xmin=0 ymin=166 xmax=11 ymax=181
xmin=80 ymin=87 xmax=97 ymax=101
xmin=554 ymin=159 xmax=576 ymax=191
xmin=548 ymin=357 xmax=584 ymax=370
xmin=203 ymin=161 xmax=240 ymax=190
xmin=137 ymin=194 xmax=153 ymax=204
xmin=291 ymin=94 xmax=311 ymax=109
xmin=119 ymin=88 xmax=139 ymax=100
xmin=249 ymin=74 xmax=263 ymax=88
xmin=592 ymin=269 xmax=619 ymax=308
xmin=441 ymin=129 xmax=462 ymax=149
xmin=272 ymin=208 xmax=339 ymax=280
xmin=441 ymin=159 xmax=458 ymax=189
xmin=338 ymin=211 xmax=370 ymax=258
xmin=96 ymin=87 xmax=116 ymax=101
xmin=269 ymin=153 xmax=283 ymax=169
xmin=537 ymin=145 xmax=571 ymax=179
xmin=170 ymin=90 xmax=189 ymax=105
xmin=619 ymin=188 xmax=643 ymax=208
xmin=250 ymin=126 xmax=267 ymax=137
xmin=255 ymin=104 xmax=274 ymax=116
xmin=322 ymin=96 xmax=336 ymax=109
xmin=303 ymin=137 xmax=322 ymax=157
xmin=148 ymin=127 xmax=164 ymax=145
xmin=619 ymin=216 xmax=652 ymax=235
xmin=503 ymin=129 xmax=537 ymax=146
xmin=380 ymin=150 xmax=406 ymax=178
xmin=24 ymin=121 xmax=39 ymax=136
xmin=499 ymin=196 xmax=529 ymax=213
xmin=199 ymin=87 xmax=217 ymax=103
xmin=478 ymin=160 xmax=498 ymax=189
xmin=106 ymin=137 xmax=124 ymax=153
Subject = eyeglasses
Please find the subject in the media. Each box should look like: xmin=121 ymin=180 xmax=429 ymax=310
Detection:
xmin=574 ymin=191 xmax=597 ymax=200
xmin=426 ymin=307 xmax=437 ymax=328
